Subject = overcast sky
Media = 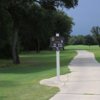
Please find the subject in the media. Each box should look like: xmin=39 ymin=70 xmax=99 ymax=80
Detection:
xmin=66 ymin=0 xmax=100 ymax=35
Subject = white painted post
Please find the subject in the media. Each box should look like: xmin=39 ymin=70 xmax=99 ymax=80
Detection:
xmin=56 ymin=50 xmax=60 ymax=81
xmin=55 ymin=33 xmax=60 ymax=81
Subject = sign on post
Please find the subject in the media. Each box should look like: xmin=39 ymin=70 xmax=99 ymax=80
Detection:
xmin=50 ymin=33 xmax=64 ymax=81
xmin=50 ymin=34 xmax=64 ymax=51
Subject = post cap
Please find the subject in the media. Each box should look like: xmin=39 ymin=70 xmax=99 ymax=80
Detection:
xmin=56 ymin=33 xmax=59 ymax=37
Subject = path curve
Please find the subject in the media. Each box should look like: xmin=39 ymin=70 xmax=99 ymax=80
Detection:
xmin=40 ymin=50 xmax=100 ymax=100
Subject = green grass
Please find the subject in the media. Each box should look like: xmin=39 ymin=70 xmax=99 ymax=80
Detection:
xmin=65 ymin=45 xmax=99 ymax=50
xmin=90 ymin=48 xmax=100 ymax=62
xmin=0 ymin=49 xmax=76 ymax=100
xmin=1 ymin=45 xmax=100 ymax=100
xmin=66 ymin=45 xmax=100 ymax=62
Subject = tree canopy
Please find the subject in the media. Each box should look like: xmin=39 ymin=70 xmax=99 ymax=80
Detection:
xmin=91 ymin=26 xmax=100 ymax=47
xmin=68 ymin=35 xmax=97 ymax=45
xmin=0 ymin=0 xmax=79 ymax=64
xmin=35 ymin=0 xmax=78 ymax=10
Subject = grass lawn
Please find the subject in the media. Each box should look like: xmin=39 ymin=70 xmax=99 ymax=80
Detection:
xmin=0 ymin=49 xmax=76 ymax=100
xmin=90 ymin=47 xmax=100 ymax=62
xmin=65 ymin=45 xmax=100 ymax=50
xmin=66 ymin=45 xmax=100 ymax=62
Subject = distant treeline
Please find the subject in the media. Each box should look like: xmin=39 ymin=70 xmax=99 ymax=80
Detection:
xmin=68 ymin=34 xmax=97 ymax=45
xmin=0 ymin=0 xmax=78 ymax=64
xmin=69 ymin=26 xmax=100 ymax=46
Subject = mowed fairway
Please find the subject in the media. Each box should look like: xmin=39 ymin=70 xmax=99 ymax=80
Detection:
xmin=66 ymin=45 xmax=100 ymax=62
xmin=1 ymin=45 xmax=100 ymax=100
xmin=0 ymin=50 xmax=76 ymax=100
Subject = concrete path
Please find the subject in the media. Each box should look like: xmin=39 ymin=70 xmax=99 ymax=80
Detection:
xmin=40 ymin=50 xmax=100 ymax=100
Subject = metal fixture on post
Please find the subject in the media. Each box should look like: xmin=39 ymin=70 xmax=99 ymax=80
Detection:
xmin=50 ymin=33 xmax=64 ymax=81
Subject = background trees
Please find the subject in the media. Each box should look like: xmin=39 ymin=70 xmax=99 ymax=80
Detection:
xmin=0 ymin=0 xmax=35 ymax=63
xmin=84 ymin=34 xmax=96 ymax=45
xmin=0 ymin=0 xmax=78 ymax=64
xmin=91 ymin=26 xmax=100 ymax=47
xmin=20 ymin=9 xmax=74 ymax=52
xmin=68 ymin=35 xmax=85 ymax=45
xmin=68 ymin=35 xmax=97 ymax=45
xmin=68 ymin=26 xmax=100 ymax=46
xmin=36 ymin=0 xmax=78 ymax=10
xmin=0 ymin=8 xmax=13 ymax=58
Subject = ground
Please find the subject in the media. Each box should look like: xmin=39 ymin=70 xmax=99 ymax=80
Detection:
xmin=40 ymin=47 xmax=100 ymax=100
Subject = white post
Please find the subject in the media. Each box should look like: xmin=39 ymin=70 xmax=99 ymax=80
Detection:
xmin=56 ymin=50 xmax=60 ymax=81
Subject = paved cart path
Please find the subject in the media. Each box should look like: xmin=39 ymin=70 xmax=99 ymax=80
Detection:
xmin=40 ymin=50 xmax=100 ymax=100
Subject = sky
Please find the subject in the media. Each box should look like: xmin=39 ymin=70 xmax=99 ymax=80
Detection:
xmin=66 ymin=0 xmax=100 ymax=35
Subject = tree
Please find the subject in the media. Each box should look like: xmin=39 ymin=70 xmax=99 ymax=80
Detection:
xmin=68 ymin=35 xmax=85 ymax=45
xmin=68 ymin=34 xmax=97 ymax=45
xmin=0 ymin=0 xmax=79 ymax=64
xmin=0 ymin=7 xmax=13 ymax=58
xmin=91 ymin=26 xmax=100 ymax=47
xmin=84 ymin=34 xmax=96 ymax=45
xmin=0 ymin=0 xmax=35 ymax=64
xmin=7 ymin=2 xmax=27 ymax=64
xmin=20 ymin=7 xmax=74 ymax=52
xmin=10 ymin=0 xmax=78 ymax=64
xmin=36 ymin=0 xmax=78 ymax=10
xmin=53 ymin=11 xmax=74 ymax=45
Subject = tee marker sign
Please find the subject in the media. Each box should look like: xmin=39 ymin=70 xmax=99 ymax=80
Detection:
xmin=50 ymin=33 xmax=64 ymax=81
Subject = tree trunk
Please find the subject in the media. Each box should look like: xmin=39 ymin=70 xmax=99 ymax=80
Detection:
xmin=12 ymin=28 xmax=20 ymax=64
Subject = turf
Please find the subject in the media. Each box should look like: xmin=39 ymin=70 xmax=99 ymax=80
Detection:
xmin=66 ymin=45 xmax=100 ymax=62
xmin=0 ymin=49 xmax=76 ymax=100
xmin=1 ymin=45 xmax=100 ymax=100
xmin=65 ymin=45 xmax=99 ymax=50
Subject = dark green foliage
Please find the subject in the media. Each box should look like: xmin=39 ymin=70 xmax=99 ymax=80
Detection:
xmin=0 ymin=8 xmax=13 ymax=58
xmin=68 ymin=35 xmax=85 ymax=45
xmin=68 ymin=35 xmax=97 ymax=45
xmin=91 ymin=26 xmax=100 ymax=47
xmin=84 ymin=35 xmax=97 ymax=45
xmin=19 ymin=8 xmax=74 ymax=51
xmin=37 ymin=0 xmax=78 ymax=10
xmin=0 ymin=0 xmax=79 ymax=63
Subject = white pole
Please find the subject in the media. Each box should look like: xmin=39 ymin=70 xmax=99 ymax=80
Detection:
xmin=56 ymin=50 xmax=60 ymax=81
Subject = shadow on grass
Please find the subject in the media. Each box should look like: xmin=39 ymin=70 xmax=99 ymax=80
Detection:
xmin=0 ymin=80 xmax=20 ymax=87
xmin=0 ymin=65 xmax=56 ymax=74
xmin=0 ymin=59 xmax=69 ymax=74
xmin=0 ymin=50 xmax=74 ymax=74
xmin=0 ymin=57 xmax=56 ymax=74
xmin=0 ymin=96 xmax=8 ymax=100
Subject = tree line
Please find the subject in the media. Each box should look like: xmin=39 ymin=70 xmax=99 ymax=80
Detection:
xmin=68 ymin=26 xmax=100 ymax=46
xmin=0 ymin=0 xmax=78 ymax=64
